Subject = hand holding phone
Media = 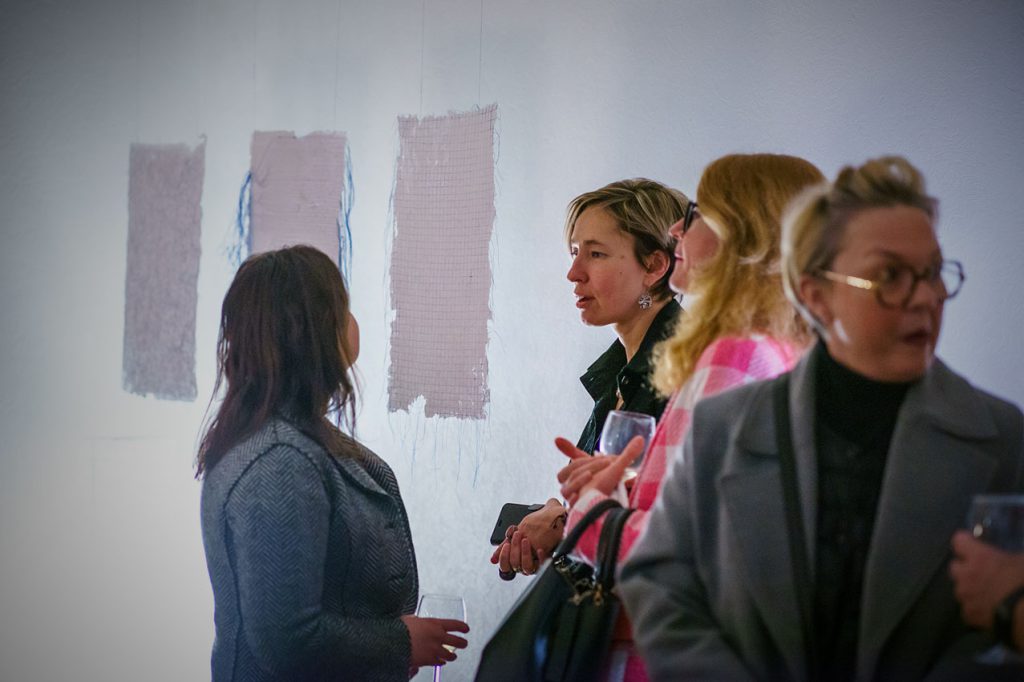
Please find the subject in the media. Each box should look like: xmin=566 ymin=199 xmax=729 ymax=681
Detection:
xmin=490 ymin=499 xmax=569 ymax=579
xmin=489 ymin=502 xmax=544 ymax=546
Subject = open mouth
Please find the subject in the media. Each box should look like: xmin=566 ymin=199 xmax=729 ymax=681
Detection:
xmin=902 ymin=329 xmax=932 ymax=346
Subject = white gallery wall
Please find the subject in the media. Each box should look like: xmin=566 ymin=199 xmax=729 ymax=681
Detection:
xmin=1 ymin=1 xmax=1022 ymax=680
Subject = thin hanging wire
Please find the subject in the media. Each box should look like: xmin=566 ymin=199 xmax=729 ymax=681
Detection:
xmin=419 ymin=0 xmax=426 ymax=114
xmin=477 ymin=0 xmax=484 ymax=103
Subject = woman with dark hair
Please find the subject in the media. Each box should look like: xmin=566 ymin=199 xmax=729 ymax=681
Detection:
xmin=197 ymin=245 xmax=468 ymax=681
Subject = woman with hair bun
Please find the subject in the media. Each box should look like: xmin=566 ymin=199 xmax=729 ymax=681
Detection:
xmin=621 ymin=157 xmax=1024 ymax=680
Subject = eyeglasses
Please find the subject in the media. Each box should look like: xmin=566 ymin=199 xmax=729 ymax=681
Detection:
xmin=682 ymin=201 xmax=699 ymax=234
xmin=817 ymin=259 xmax=965 ymax=309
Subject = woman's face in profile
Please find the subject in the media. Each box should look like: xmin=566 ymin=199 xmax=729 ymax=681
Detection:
xmin=668 ymin=214 xmax=719 ymax=294
xmin=566 ymin=206 xmax=651 ymax=328
xmin=805 ymin=205 xmax=944 ymax=382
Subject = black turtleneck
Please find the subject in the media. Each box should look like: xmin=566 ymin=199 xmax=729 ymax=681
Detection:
xmin=812 ymin=342 xmax=914 ymax=681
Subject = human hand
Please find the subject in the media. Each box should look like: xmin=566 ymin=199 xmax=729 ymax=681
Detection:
xmin=400 ymin=615 xmax=469 ymax=668
xmin=553 ymin=438 xmax=615 ymax=506
xmin=489 ymin=498 xmax=565 ymax=578
xmin=516 ymin=498 xmax=567 ymax=552
xmin=949 ymin=530 xmax=1024 ymax=630
xmin=555 ymin=436 xmax=644 ymax=506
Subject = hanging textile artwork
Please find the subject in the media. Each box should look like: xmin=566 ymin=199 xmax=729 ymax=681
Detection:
xmin=388 ymin=104 xmax=497 ymax=419
xmin=123 ymin=141 xmax=205 ymax=401
xmin=246 ymin=131 xmax=350 ymax=272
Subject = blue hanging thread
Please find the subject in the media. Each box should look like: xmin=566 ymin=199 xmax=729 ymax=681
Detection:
xmin=229 ymin=171 xmax=253 ymax=267
xmin=337 ymin=145 xmax=355 ymax=286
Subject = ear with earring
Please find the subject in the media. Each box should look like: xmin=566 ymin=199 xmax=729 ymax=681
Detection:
xmin=638 ymin=292 xmax=653 ymax=309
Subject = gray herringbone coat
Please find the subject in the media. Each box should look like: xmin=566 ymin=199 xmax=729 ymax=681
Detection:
xmin=201 ymin=418 xmax=419 ymax=681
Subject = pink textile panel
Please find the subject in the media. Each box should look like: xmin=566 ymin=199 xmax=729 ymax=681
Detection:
xmin=388 ymin=105 xmax=497 ymax=419
xmin=123 ymin=141 xmax=204 ymax=401
xmin=249 ymin=131 xmax=347 ymax=264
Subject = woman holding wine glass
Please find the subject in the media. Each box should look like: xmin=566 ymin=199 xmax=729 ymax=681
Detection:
xmin=490 ymin=154 xmax=822 ymax=681
xmin=491 ymin=178 xmax=689 ymax=577
xmin=197 ymin=246 xmax=468 ymax=681
xmin=554 ymin=153 xmax=824 ymax=681
xmin=620 ymin=157 xmax=1024 ymax=680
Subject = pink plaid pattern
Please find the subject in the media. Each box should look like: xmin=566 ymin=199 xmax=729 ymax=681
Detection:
xmin=567 ymin=334 xmax=805 ymax=566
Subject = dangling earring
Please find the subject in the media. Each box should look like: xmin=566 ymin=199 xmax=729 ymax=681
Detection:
xmin=638 ymin=292 xmax=653 ymax=309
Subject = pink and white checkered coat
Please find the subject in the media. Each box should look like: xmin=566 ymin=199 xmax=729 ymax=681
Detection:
xmin=567 ymin=334 xmax=806 ymax=569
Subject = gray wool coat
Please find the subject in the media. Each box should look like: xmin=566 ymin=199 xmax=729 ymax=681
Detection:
xmin=201 ymin=418 xmax=418 ymax=681
xmin=620 ymin=351 xmax=1024 ymax=682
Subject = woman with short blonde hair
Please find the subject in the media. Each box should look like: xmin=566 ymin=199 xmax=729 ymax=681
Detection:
xmin=491 ymin=178 xmax=688 ymax=581
xmin=781 ymin=156 xmax=938 ymax=333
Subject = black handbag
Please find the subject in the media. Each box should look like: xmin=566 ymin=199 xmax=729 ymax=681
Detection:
xmin=474 ymin=498 xmax=635 ymax=682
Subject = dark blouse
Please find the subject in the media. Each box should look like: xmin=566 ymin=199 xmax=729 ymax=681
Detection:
xmin=576 ymin=299 xmax=682 ymax=453
xmin=813 ymin=342 xmax=913 ymax=681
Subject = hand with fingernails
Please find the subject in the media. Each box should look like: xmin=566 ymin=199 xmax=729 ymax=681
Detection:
xmin=490 ymin=436 xmax=645 ymax=579
xmin=490 ymin=499 xmax=563 ymax=579
xmin=400 ymin=614 xmax=470 ymax=669
xmin=555 ymin=435 xmax=645 ymax=504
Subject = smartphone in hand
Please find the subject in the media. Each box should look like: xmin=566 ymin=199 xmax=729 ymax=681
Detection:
xmin=489 ymin=502 xmax=544 ymax=545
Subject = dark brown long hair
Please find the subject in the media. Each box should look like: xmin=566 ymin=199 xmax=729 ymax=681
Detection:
xmin=195 ymin=245 xmax=357 ymax=477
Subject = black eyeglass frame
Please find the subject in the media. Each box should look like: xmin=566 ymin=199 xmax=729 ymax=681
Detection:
xmin=682 ymin=201 xmax=699 ymax=234
xmin=816 ymin=259 xmax=965 ymax=309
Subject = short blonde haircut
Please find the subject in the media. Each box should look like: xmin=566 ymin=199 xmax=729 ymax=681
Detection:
xmin=564 ymin=178 xmax=690 ymax=301
xmin=781 ymin=156 xmax=938 ymax=332
xmin=653 ymin=154 xmax=824 ymax=395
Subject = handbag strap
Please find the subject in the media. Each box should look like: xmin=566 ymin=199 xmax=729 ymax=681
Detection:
xmin=551 ymin=498 xmax=621 ymax=560
xmin=772 ymin=374 xmax=818 ymax=680
xmin=595 ymin=506 xmax=635 ymax=590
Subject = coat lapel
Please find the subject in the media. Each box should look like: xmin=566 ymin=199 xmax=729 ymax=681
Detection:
xmin=857 ymin=360 xmax=1000 ymax=678
xmin=788 ymin=352 xmax=820 ymax=580
xmin=330 ymin=452 xmax=391 ymax=498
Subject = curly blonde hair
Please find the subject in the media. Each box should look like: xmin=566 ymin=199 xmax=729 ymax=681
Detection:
xmin=653 ymin=154 xmax=823 ymax=395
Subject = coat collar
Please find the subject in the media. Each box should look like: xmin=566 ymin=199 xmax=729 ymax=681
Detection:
xmin=856 ymin=358 xmax=999 ymax=677
xmin=329 ymin=449 xmax=390 ymax=498
xmin=275 ymin=416 xmax=390 ymax=498
xmin=579 ymin=299 xmax=681 ymax=401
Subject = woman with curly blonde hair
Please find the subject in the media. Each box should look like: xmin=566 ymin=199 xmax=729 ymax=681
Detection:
xmin=554 ymin=153 xmax=824 ymax=681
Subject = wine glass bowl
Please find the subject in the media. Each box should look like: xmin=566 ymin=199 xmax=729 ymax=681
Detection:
xmin=968 ymin=494 xmax=1024 ymax=551
xmin=598 ymin=410 xmax=656 ymax=476
xmin=966 ymin=494 xmax=1024 ymax=664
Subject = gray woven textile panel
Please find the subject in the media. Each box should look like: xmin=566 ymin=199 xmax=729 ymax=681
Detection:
xmin=388 ymin=104 xmax=497 ymax=419
xmin=122 ymin=141 xmax=204 ymax=401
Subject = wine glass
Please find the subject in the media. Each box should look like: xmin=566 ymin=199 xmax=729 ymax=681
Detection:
xmin=967 ymin=494 xmax=1024 ymax=664
xmin=598 ymin=410 xmax=656 ymax=479
xmin=416 ymin=593 xmax=466 ymax=681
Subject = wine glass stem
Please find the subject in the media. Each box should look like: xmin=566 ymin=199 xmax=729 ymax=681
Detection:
xmin=432 ymin=665 xmax=442 ymax=682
